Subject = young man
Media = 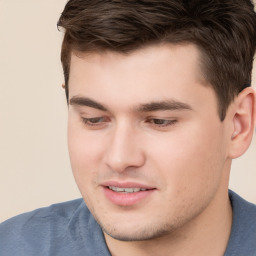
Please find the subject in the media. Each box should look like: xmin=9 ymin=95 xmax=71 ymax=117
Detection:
xmin=1 ymin=0 xmax=256 ymax=255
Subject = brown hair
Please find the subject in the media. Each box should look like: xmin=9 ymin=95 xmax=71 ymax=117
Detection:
xmin=57 ymin=0 xmax=256 ymax=120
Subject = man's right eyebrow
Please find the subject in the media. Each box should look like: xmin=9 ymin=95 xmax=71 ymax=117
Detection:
xmin=69 ymin=96 xmax=108 ymax=111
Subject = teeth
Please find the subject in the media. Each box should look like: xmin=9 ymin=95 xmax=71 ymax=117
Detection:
xmin=116 ymin=187 xmax=124 ymax=192
xmin=108 ymin=186 xmax=147 ymax=193
xmin=124 ymin=188 xmax=134 ymax=193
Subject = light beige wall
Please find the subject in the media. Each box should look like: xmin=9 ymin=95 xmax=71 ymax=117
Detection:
xmin=0 ymin=0 xmax=256 ymax=222
xmin=0 ymin=0 xmax=80 ymax=222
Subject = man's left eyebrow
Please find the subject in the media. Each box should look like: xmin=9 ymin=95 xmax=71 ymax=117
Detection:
xmin=135 ymin=100 xmax=193 ymax=112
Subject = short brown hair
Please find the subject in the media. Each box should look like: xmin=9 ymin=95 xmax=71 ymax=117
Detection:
xmin=57 ymin=0 xmax=256 ymax=120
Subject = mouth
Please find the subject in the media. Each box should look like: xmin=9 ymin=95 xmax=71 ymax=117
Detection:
xmin=102 ymin=182 xmax=156 ymax=206
xmin=108 ymin=186 xmax=148 ymax=193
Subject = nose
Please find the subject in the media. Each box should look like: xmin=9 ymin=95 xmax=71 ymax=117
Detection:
xmin=105 ymin=122 xmax=146 ymax=173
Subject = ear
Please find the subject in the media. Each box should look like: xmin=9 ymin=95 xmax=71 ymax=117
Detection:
xmin=228 ymin=87 xmax=256 ymax=159
xmin=62 ymin=83 xmax=66 ymax=89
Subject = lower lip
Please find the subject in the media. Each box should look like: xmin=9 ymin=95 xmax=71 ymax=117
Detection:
xmin=103 ymin=187 xmax=155 ymax=206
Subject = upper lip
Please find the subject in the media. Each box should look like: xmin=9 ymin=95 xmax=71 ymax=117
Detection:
xmin=101 ymin=181 xmax=156 ymax=190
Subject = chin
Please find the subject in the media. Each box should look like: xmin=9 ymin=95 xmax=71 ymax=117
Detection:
xmin=99 ymin=219 xmax=176 ymax=242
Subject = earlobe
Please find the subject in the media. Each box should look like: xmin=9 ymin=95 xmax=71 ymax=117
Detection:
xmin=228 ymin=87 xmax=256 ymax=159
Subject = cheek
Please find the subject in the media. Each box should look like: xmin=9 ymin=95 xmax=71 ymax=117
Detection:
xmin=67 ymin=122 xmax=104 ymax=190
xmin=68 ymin=120 xmax=104 ymax=164
xmin=147 ymin=125 xmax=226 ymax=196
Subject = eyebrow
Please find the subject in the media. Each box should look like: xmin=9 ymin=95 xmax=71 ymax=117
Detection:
xmin=69 ymin=96 xmax=193 ymax=112
xmin=135 ymin=100 xmax=193 ymax=112
xmin=69 ymin=96 xmax=107 ymax=111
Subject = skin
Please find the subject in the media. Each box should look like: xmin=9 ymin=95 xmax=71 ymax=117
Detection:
xmin=67 ymin=44 xmax=255 ymax=256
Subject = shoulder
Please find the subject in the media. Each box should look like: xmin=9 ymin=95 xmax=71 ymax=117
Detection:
xmin=0 ymin=199 xmax=110 ymax=256
xmin=225 ymin=190 xmax=256 ymax=255
xmin=229 ymin=189 xmax=256 ymax=220
xmin=229 ymin=190 xmax=256 ymax=236
xmin=0 ymin=198 xmax=84 ymax=232
xmin=0 ymin=199 xmax=84 ymax=255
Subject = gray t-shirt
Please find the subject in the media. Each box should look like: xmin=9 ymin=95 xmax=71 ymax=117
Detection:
xmin=0 ymin=190 xmax=255 ymax=256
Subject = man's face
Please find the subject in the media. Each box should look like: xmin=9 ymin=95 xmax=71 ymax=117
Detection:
xmin=68 ymin=44 xmax=230 ymax=241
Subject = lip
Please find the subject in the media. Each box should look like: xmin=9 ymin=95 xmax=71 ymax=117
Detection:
xmin=101 ymin=181 xmax=155 ymax=189
xmin=101 ymin=181 xmax=156 ymax=206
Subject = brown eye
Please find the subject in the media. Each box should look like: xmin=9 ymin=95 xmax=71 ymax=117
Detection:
xmin=81 ymin=116 xmax=110 ymax=127
xmin=146 ymin=118 xmax=177 ymax=127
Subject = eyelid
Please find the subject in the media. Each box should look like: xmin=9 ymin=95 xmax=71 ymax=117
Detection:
xmin=145 ymin=117 xmax=178 ymax=128
xmin=81 ymin=116 xmax=110 ymax=127
xmin=80 ymin=114 xmax=178 ymax=130
xmin=74 ymin=106 xmax=108 ymax=116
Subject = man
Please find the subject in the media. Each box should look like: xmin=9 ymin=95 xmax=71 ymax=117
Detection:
xmin=1 ymin=0 xmax=256 ymax=255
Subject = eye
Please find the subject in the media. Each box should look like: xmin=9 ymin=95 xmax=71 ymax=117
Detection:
xmin=146 ymin=118 xmax=177 ymax=128
xmin=81 ymin=116 xmax=110 ymax=127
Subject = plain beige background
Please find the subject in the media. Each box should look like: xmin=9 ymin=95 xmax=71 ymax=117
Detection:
xmin=0 ymin=0 xmax=256 ymax=222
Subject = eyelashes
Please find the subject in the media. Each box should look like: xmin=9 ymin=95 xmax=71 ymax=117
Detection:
xmin=81 ymin=116 xmax=177 ymax=129
xmin=81 ymin=117 xmax=110 ymax=126
xmin=145 ymin=118 xmax=177 ymax=127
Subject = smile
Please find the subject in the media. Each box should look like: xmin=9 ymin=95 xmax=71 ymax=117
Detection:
xmin=101 ymin=181 xmax=156 ymax=206
xmin=108 ymin=186 xmax=147 ymax=193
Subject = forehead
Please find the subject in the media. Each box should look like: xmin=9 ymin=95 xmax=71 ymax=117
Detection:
xmin=68 ymin=43 xmax=216 ymax=113
xmin=70 ymin=43 xmax=204 ymax=78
